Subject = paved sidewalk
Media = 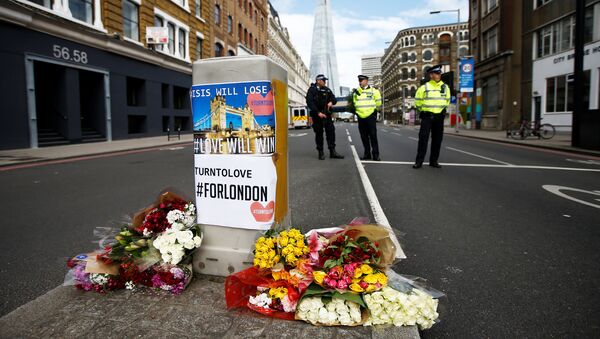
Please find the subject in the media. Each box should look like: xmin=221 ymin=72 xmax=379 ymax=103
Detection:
xmin=0 ymin=275 xmax=419 ymax=339
xmin=388 ymin=123 xmax=600 ymax=157
xmin=0 ymin=134 xmax=193 ymax=168
xmin=442 ymin=126 xmax=600 ymax=157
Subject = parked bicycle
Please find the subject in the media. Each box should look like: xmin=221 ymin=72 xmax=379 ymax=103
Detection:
xmin=506 ymin=119 xmax=556 ymax=140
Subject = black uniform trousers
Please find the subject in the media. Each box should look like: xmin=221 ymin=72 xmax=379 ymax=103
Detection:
xmin=415 ymin=112 xmax=445 ymax=164
xmin=312 ymin=115 xmax=336 ymax=151
xmin=358 ymin=113 xmax=379 ymax=158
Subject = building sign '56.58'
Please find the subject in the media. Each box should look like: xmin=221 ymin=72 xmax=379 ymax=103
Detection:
xmin=52 ymin=44 xmax=88 ymax=64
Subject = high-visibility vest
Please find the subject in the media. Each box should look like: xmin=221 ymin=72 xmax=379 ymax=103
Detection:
xmin=415 ymin=80 xmax=450 ymax=114
xmin=352 ymin=86 xmax=382 ymax=119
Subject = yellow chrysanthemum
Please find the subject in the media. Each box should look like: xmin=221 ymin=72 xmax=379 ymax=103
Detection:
xmin=313 ymin=271 xmax=326 ymax=285
xmin=279 ymin=236 xmax=289 ymax=247
xmin=293 ymin=247 xmax=303 ymax=256
xmin=302 ymin=247 xmax=310 ymax=254
xmin=268 ymin=287 xmax=288 ymax=300
xmin=286 ymin=253 xmax=297 ymax=265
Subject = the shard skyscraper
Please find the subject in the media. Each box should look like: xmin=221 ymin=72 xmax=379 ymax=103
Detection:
xmin=309 ymin=0 xmax=340 ymax=96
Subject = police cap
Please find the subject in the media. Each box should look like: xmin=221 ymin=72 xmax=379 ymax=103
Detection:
xmin=315 ymin=74 xmax=328 ymax=81
xmin=358 ymin=75 xmax=369 ymax=81
xmin=427 ymin=64 xmax=443 ymax=74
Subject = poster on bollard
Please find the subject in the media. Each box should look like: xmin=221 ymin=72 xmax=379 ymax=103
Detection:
xmin=191 ymin=80 xmax=276 ymax=154
xmin=191 ymin=80 xmax=277 ymax=229
xmin=194 ymin=154 xmax=276 ymax=229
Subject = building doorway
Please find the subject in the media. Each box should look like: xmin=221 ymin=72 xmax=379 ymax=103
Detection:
xmin=26 ymin=55 xmax=110 ymax=148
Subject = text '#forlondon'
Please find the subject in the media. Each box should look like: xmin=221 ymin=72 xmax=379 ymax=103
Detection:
xmin=196 ymin=182 xmax=268 ymax=202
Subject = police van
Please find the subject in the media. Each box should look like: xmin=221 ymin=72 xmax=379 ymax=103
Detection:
xmin=291 ymin=106 xmax=311 ymax=129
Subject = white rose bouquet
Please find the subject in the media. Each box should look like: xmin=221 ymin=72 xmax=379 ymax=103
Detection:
xmin=296 ymin=296 xmax=364 ymax=326
xmin=363 ymin=286 xmax=439 ymax=330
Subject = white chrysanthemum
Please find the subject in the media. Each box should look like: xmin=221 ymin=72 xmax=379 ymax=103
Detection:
xmin=89 ymin=273 xmax=109 ymax=285
xmin=166 ymin=209 xmax=185 ymax=225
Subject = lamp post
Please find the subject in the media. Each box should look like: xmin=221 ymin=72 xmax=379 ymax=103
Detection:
xmin=430 ymin=9 xmax=461 ymax=133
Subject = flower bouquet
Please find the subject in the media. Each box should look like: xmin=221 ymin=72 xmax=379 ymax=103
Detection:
xmin=363 ymin=287 xmax=439 ymax=329
xmin=225 ymin=228 xmax=312 ymax=320
xmin=64 ymin=190 xmax=202 ymax=295
xmin=307 ymin=224 xmax=394 ymax=295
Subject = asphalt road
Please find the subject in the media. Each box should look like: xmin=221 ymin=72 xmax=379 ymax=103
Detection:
xmin=2 ymin=123 xmax=600 ymax=338
xmin=340 ymin=122 xmax=600 ymax=338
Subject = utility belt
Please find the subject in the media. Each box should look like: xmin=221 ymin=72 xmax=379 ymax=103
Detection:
xmin=419 ymin=109 xmax=446 ymax=119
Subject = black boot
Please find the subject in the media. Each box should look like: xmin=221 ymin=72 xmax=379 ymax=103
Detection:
xmin=318 ymin=150 xmax=325 ymax=160
xmin=330 ymin=149 xmax=344 ymax=159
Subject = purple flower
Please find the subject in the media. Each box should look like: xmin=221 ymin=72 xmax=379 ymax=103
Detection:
xmin=170 ymin=267 xmax=185 ymax=279
xmin=151 ymin=274 xmax=164 ymax=288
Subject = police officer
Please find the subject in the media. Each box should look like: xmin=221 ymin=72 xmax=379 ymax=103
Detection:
xmin=306 ymin=74 xmax=344 ymax=160
xmin=352 ymin=75 xmax=382 ymax=161
xmin=413 ymin=65 xmax=450 ymax=169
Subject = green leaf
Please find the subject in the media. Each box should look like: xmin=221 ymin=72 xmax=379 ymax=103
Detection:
xmin=324 ymin=259 xmax=338 ymax=269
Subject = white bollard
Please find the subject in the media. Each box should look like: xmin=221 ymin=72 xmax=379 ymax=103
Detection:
xmin=191 ymin=55 xmax=289 ymax=276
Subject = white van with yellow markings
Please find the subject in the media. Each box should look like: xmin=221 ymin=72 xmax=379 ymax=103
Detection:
xmin=291 ymin=106 xmax=311 ymax=129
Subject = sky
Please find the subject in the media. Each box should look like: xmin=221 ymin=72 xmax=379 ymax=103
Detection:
xmin=270 ymin=0 xmax=469 ymax=89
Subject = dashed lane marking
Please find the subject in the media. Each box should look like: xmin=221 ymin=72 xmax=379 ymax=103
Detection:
xmin=409 ymin=137 xmax=419 ymax=141
xmin=348 ymin=135 xmax=352 ymax=143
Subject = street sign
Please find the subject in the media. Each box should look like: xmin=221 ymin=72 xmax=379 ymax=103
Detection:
xmin=459 ymin=57 xmax=474 ymax=93
xmin=146 ymin=27 xmax=168 ymax=44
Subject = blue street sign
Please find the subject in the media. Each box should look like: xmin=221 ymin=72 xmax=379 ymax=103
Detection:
xmin=459 ymin=57 xmax=474 ymax=93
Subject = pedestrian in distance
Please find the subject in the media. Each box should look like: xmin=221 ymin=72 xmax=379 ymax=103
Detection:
xmin=413 ymin=65 xmax=451 ymax=169
xmin=352 ymin=75 xmax=382 ymax=161
xmin=306 ymin=74 xmax=344 ymax=160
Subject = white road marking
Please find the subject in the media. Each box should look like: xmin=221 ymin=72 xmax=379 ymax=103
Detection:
xmin=361 ymin=161 xmax=600 ymax=172
xmin=565 ymin=158 xmax=600 ymax=166
xmin=351 ymin=145 xmax=406 ymax=259
xmin=346 ymin=129 xmax=350 ymax=135
xmin=289 ymin=133 xmax=308 ymax=137
xmin=348 ymin=135 xmax=352 ymax=143
xmin=409 ymin=137 xmax=419 ymax=141
xmin=542 ymin=185 xmax=600 ymax=209
xmin=446 ymin=146 xmax=513 ymax=165
xmin=391 ymin=132 xmax=402 ymax=136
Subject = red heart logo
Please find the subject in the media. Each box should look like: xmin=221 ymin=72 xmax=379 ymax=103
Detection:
xmin=250 ymin=201 xmax=274 ymax=222
xmin=247 ymin=91 xmax=274 ymax=116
